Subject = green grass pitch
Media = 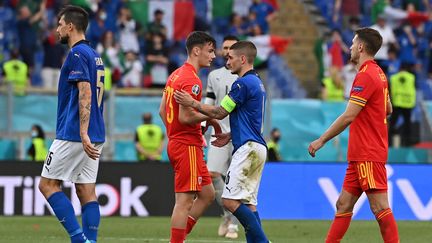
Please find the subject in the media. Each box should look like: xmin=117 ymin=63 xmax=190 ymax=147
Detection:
xmin=0 ymin=216 xmax=430 ymax=242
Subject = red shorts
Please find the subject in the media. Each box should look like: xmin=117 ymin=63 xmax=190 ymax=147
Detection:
xmin=342 ymin=161 xmax=388 ymax=197
xmin=167 ymin=140 xmax=211 ymax=193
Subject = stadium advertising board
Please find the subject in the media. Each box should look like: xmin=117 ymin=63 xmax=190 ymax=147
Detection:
xmin=259 ymin=163 xmax=432 ymax=220
xmin=0 ymin=162 xmax=185 ymax=216
xmin=1 ymin=162 xmax=431 ymax=220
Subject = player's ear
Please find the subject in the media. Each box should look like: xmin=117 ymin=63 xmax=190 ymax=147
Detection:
xmin=193 ymin=46 xmax=200 ymax=57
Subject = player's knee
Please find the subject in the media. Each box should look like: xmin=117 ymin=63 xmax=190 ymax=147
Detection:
xmin=222 ymin=199 xmax=238 ymax=213
xmin=335 ymin=198 xmax=353 ymax=213
xmin=369 ymin=203 xmax=388 ymax=215
xmin=38 ymin=178 xmax=61 ymax=197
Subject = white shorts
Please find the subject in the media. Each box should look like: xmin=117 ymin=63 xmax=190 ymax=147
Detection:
xmin=41 ymin=139 xmax=104 ymax=183
xmin=206 ymin=142 xmax=233 ymax=175
xmin=222 ymin=141 xmax=267 ymax=206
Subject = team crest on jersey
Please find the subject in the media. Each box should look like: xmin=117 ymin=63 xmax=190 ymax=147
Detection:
xmin=192 ymin=84 xmax=200 ymax=95
xmin=198 ymin=176 xmax=202 ymax=185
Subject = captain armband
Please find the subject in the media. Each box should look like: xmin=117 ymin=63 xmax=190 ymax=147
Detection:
xmin=220 ymin=95 xmax=236 ymax=113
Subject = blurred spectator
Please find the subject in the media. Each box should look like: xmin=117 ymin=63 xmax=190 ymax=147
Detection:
xmin=117 ymin=7 xmax=139 ymax=53
xmin=321 ymin=66 xmax=345 ymax=101
xmin=2 ymin=49 xmax=28 ymax=95
xmin=249 ymin=0 xmax=277 ymax=34
xmin=100 ymin=0 xmax=123 ymax=32
xmin=41 ymin=27 xmax=65 ymax=89
xmin=333 ymin=0 xmax=361 ymax=28
xmin=147 ymin=9 xmax=167 ymax=39
xmin=96 ymin=31 xmax=122 ymax=78
xmin=328 ymin=29 xmax=349 ymax=69
xmin=385 ymin=45 xmax=401 ymax=77
xmin=135 ymin=113 xmax=165 ymax=162
xmin=16 ymin=2 xmax=46 ymax=70
xmin=228 ymin=13 xmax=247 ymax=36
xmin=145 ymin=33 xmax=169 ymax=87
xmin=27 ymin=124 xmax=48 ymax=162
xmin=341 ymin=16 xmax=360 ymax=48
xmin=341 ymin=62 xmax=357 ymax=99
xmin=267 ymin=128 xmax=282 ymax=162
xmin=371 ymin=14 xmax=398 ymax=73
xmin=242 ymin=10 xmax=260 ymax=36
xmin=87 ymin=8 xmax=107 ymax=48
xmin=397 ymin=24 xmax=417 ymax=65
xmin=121 ymin=51 xmax=142 ymax=87
xmin=0 ymin=0 xmax=17 ymax=64
xmin=389 ymin=63 xmax=416 ymax=147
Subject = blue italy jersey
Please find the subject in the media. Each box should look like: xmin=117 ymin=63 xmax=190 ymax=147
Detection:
xmin=228 ymin=70 xmax=267 ymax=153
xmin=56 ymin=40 xmax=105 ymax=143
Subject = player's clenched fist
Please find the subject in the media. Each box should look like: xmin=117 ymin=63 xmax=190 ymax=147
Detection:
xmin=308 ymin=138 xmax=324 ymax=157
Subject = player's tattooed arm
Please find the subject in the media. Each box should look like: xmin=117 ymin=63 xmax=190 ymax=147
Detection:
xmin=78 ymin=81 xmax=92 ymax=136
xmin=191 ymin=100 xmax=229 ymax=120
xmin=77 ymin=81 xmax=100 ymax=160
xmin=174 ymin=90 xmax=229 ymax=120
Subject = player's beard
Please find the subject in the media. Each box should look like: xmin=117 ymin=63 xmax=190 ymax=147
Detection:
xmin=59 ymin=34 xmax=69 ymax=45
xmin=350 ymin=52 xmax=359 ymax=65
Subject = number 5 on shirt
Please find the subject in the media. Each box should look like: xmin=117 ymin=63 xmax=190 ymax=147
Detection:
xmin=96 ymin=70 xmax=105 ymax=107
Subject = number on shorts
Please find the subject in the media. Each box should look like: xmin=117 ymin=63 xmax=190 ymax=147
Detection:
xmin=225 ymin=171 xmax=231 ymax=185
xmin=45 ymin=151 xmax=54 ymax=165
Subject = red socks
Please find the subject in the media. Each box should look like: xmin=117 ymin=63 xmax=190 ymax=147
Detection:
xmin=325 ymin=212 xmax=353 ymax=243
xmin=375 ymin=208 xmax=399 ymax=243
xmin=170 ymin=228 xmax=185 ymax=243
xmin=186 ymin=215 xmax=197 ymax=234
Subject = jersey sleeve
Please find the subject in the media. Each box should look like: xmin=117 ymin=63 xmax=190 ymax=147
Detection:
xmin=181 ymin=78 xmax=202 ymax=100
xmin=67 ymin=50 xmax=90 ymax=83
xmin=228 ymin=79 xmax=247 ymax=106
xmin=349 ymin=72 xmax=376 ymax=107
xmin=205 ymin=71 xmax=216 ymax=105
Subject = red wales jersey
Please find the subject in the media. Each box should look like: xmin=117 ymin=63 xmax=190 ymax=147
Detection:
xmin=347 ymin=60 xmax=389 ymax=162
xmin=164 ymin=63 xmax=203 ymax=146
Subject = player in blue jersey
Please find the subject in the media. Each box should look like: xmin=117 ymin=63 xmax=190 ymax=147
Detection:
xmin=174 ymin=40 xmax=269 ymax=243
xmin=38 ymin=6 xmax=104 ymax=243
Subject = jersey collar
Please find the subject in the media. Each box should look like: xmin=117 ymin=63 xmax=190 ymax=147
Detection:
xmin=359 ymin=59 xmax=376 ymax=70
xmin=242 ymin=69 xmax=258 ymax=78
xmin=72 ymin=39 xmax=90 ymax=48
xmin=184 ymin=62 xmax=198 ymax=75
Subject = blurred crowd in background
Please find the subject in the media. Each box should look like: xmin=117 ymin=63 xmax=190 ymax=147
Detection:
xmin=0 ymin=0 xmax=277 ymax=90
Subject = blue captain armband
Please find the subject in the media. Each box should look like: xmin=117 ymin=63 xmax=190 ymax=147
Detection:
xmin=221 ymin=95 xmax=236 ymax=113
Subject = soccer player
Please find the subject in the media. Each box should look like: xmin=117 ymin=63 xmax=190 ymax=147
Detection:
xmin=308 ymin=27 xmax=399 ymax=243
xmin=204 ymin=35 xmax=240 ymax=239
xmin=38 ymin=6 xmax=105 ymax=243
xmin=158 ymin=31 xmax=217 ymax=243
xmin=174 ymin=40 xmax=270 ymax=243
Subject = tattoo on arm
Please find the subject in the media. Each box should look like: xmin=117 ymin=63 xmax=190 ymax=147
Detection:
xmin=192 ymin=100 xmax=227 ymax=119
xmin=78 ymin=82 xmax=92 ymax=136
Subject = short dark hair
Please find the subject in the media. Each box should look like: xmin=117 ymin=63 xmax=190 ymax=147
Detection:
xmin=185 ymin=31 xmax=216 ymax=55
xmin=223 ymin=35 xmax=239 ymax=42
xmin=58 ymin=5 xmax=89 ymax=33
xmin=355 ymin=27 xmax=383 ymax=56
xmin=229 ymin=40 xmax=257 ymax=64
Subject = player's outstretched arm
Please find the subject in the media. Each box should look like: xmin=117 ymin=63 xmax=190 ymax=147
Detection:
xmin=174 ymin=90 xmax=229 ymax=120
xmin=77 ymin=81 xmax=100 ymax=160
xmin=211 ymin=133 xmax=231 ymax=147
xmin=308 ymin=102 xmax=362 ymax=157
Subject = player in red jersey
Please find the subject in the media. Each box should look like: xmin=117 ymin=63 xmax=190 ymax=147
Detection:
xmin=159 ymin=31 xmax=217 ymax=243
xmin=308 ymin=28 xmax=399 ymax=243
